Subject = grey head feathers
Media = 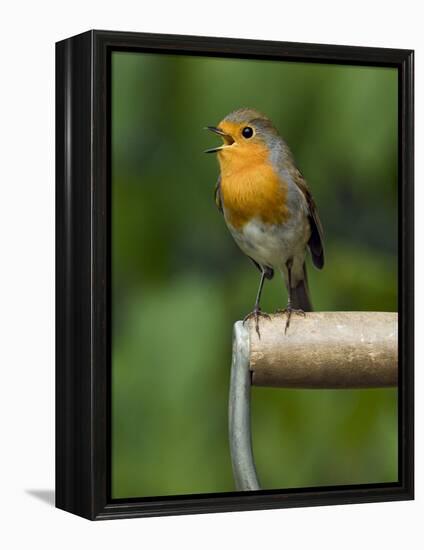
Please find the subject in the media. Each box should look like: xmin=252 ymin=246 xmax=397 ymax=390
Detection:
xmin=223 ymin=108 xmax=293 ymax=169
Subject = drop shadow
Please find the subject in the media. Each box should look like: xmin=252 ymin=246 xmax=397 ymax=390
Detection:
xmin=26 ymin=489 xmax=55 ymax=507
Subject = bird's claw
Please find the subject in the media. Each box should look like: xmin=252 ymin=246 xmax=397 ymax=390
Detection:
xmin=276 ymin=306 xmax=306 ymax=334
xmin=243 ymin=307 xmax=271 ymax=338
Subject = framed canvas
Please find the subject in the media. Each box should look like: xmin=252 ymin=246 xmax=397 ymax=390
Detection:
xmin=56 ymin=30 xmax=414 ymax=520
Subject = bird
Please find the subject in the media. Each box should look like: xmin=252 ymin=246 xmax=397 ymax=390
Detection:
xmin=204 ymin=108 xmax=324 ymax=336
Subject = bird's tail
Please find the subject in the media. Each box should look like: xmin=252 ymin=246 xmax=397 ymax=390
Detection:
xmin=291 ymin=264 xmax=313 ymax=311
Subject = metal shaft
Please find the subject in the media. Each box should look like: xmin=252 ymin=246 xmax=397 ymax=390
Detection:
xmin=228 ymin=321 xmax=260 ymax=491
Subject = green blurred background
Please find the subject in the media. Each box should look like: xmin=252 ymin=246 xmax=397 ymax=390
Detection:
xmin=111 ymin=52 xmax=398 ymax=498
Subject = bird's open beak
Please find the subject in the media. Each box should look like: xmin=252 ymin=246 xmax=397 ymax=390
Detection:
xmin=204 ymin=126 xmax=235 ymax=153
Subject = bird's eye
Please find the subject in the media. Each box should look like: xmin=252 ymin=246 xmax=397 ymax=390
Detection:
xmin=241 ymin=126 xmax=254 ymax=139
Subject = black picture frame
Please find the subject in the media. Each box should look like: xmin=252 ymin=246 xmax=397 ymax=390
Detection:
xmin=56 ymin=29 xmax=414 ymax=520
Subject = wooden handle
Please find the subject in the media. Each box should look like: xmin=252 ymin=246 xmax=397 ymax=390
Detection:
xmin=249 ymin=312 xmax=398 ymax=389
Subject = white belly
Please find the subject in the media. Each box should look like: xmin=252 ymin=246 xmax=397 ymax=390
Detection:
xmin=226 ymin=214 xmax=310 ymax=285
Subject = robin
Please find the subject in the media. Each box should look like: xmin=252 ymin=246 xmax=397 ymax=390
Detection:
xmin=205 ymin=108 xmax=324 ymax=336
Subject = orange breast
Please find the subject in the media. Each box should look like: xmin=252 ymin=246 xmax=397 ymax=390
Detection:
xmin=220 ymin=158 xmax=290 ymax=230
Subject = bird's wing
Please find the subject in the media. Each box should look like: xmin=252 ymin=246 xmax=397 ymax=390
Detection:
xmin=291 ymin=167 xmax=325 ymax=269
xmin=214 ymin=175 xmax=223 ymax=213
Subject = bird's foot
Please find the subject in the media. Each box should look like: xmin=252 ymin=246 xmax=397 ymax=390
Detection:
xmin=276 ymin=306 xmax=306 ymax=334
xmin=243 ymin=306 xmax=271 ymax=338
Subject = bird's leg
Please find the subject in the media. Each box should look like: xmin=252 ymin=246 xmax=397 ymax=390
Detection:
xmin=243 ymin=268 xmax=271 ymax=338
xmin=276 ymin=260 xmax=305 ymax=333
